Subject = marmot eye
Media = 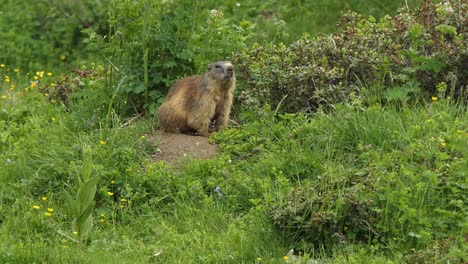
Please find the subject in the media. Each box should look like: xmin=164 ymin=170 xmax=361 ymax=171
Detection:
xmin=215 ymin=65 xmax=221 ymax=69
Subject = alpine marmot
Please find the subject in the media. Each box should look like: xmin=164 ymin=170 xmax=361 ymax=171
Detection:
xmin=157 ymin=61 xmax=235 ymax=136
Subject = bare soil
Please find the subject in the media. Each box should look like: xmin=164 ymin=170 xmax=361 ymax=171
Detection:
xmin=148 ymin=131 xmax=218 ymax=166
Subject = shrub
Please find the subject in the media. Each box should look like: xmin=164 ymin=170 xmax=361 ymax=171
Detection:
xmin=233 ymin=0 xmax=467 ymax=112
xmin=84 ymin=0 xmax=254 ymax=115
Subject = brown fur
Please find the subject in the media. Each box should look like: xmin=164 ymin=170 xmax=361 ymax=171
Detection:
xmin=157 ymin=61 xmax=236 ymax=136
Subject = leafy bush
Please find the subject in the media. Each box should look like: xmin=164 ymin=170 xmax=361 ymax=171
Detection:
xmin=233 ymin=0 xmax=467 ymax=112
xmin=84 ymin=0 xmax=254 ymax=114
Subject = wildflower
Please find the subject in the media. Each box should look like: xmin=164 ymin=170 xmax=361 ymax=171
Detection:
xmin=257 ymin=257 xmax=262 ymax=261
xmin=45 ymin=212 xmax=52 ymax=217
xmin=14 ymin=68 xmax=19 ymax=73
xmin=51 ymin=117 xmax=56 ymax=122
xmin=41 ymin=197 xmax=47 ymax=201
xmin=10 ymin=85 xmax=15 ymax=90
xmin=33 ymin=205 xmax=40 ymax=210
xmin=107 ymin=191 xmax=114 ymax=196
xmin=111 ymin=180 xmax=116 ymax=184
xmin=120 ymin=198 xmax=127 ymax=202
xmin=457 ymin=130 xmax=463 ymax=134
xmin=50 ymin=83 xmax=55 ymax=87
xmin=5 ymin=78 xmax=10 ymax=83
xmin=283 ymin=256 xmax=289 ymax=261
xmin=31 ymin=81 xmax=38 ymax=88
xmin=1 ymin=95 xmax=6 ymax=99
xmin=47 ymin=208 xmax=54 ymax=213
xmin=99 ymin=140 xmax=107 ymax=145
xmin=99 ymin=219 xmax=105 ymax=223
xmin=0 ymin=64 xmax=5 ymax=67
xmin=34 ymin=75 xmax=39 ymax=80
xmin=36 ymin=71 xmax=44 ymax=78
xmin=140 ymin=135 xmax=145 ymax=140
xmin=44 ymin=93 xmax=49 ymax=97
xmin=51 ymin=99 xmax=57 ymax=104
xmin=431 ymin=96 xmax=438 ymax=102
xmin=47 ymin=72 xmax=53 ymax=76
xmin=100 ymin=213 xmax=105 ymax=217
xmin=119 ymin=205 xmax=124 ymax=209
xmin=73 ymin=231 xmax=78 ymax=235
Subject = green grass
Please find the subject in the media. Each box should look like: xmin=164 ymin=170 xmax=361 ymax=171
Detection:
xmin=0 ymin=1 xmax=465 ymax=262
xmin=1 ymin=66 xmax=466 ymax=263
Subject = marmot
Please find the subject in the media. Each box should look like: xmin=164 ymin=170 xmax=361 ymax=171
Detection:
xmin=157 ymin=61 xmax=235 ymax=136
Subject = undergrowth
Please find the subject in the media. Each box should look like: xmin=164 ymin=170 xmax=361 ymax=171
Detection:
xmin=1 ymin=65 xmax=466 ymax=262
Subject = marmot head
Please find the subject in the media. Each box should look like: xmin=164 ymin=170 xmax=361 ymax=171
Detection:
xmin=207 ymin=61 xmax=235 ymax=83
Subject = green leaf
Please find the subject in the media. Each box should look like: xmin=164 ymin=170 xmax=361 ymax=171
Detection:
xmin=78 ymin=176 xmax=99 ymax=211
xmin=63 ymin=190 xmax=79 ymax=216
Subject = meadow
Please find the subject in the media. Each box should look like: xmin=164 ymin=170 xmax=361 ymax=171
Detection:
xmin=0 ymin=0 xmax=467 ymax=263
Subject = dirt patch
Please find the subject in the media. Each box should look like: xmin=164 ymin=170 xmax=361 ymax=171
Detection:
xmin=148 ymin=131 xmax=218 ymax=166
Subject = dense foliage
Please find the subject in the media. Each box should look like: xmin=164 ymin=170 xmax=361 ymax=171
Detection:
xmin=1 ymin=0 xmax=467 ymax=263
xmin=0 ymin=0 xmax=108 ymax=70
xmin=234 ymin=0 xmax=467 ymax=111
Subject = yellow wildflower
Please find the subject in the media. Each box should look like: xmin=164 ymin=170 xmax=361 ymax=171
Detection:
xmin=119 ymin=205 xmax=124 ymax=209
xmin=431 ymin=96 xmax=438 ymax=102
xmin=0 ymin=64 xmax=5 ymax=67
xmin=107 ymin=191 xmax=114 ymax=196
xmin=73 ymin=231 xmax=78 ymax=235
xmin=31 ymin=81 xmax=37 ymax=88
xmin=44 ymin=93 xmax=49 ymax=97
xmin=99 ymin=140 xmax=107 ymax=145
xmin=51 ymin=99 xmax=57 ymax=104
xmin=120 ymin=198 xmax=127 ymax=202
xmin=5 ymin=78 xmax=10 ymax=83
xmin=51 ymin=117 xmax=56 ymax=122
xmin=283 ymin=256 xmax=289 ymax=261
xmin=111 ymin=180 xmax=116 ymax=184
xmin=45 ymin=212 xmax=52 ymax=217
xmin=10 ymin=85 xmax=15 ymax=90
xmin=140 ymin=135 xmax=146 ymax=140
xmin=456 ymin=130 xmax=463 ymax=134
xmin=50 ymin=83 xmax=55 ymax=87
xmin=34 ymin=75 xmax=39 ymax=80
xmin=33 ymin=205 xmax=40 ymax=210
xmin=1 ymin=95 xmax=6 ymax=99
xmin=100 ymin=219 xmax=105 ymax=223
xmin=14 ymin=68 xmax=19 ymax=73
xmin=47 ymin=208 xmax=54 ymax=213
xmin=36 ymin=71 xmax=44 ymax=78
xmin=100 ymin=213 xmax=105 ymax=217
xmin=47 ymin=72 xmax=53 ymax=76
xmin=41 ymin=197 xmax=47 ymax=201
xmin=257 ymin=257 xmax=262 ymax=261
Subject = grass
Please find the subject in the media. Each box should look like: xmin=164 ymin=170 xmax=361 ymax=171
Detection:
xmin=1 ymin=65 xmax=466 ymax=263
xmin=0 ymin=1 xmax=465 ymax=262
